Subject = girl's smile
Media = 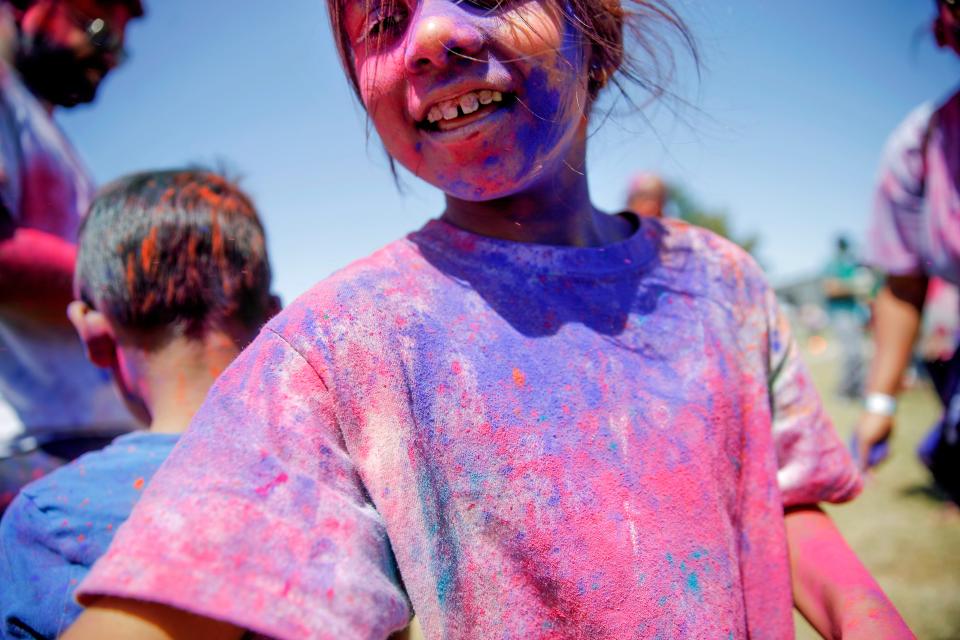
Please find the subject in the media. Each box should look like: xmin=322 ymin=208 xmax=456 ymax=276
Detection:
xmin=345 ymin=0 xmax=591 ymax=202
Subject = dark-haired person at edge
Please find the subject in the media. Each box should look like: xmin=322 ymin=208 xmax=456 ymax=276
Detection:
xmin=0 ymin=169 xmax=280 ymax=639
xmin=855 ymin=0 xmax=960 ymax=507
xmin=0 ymin=0 xmax=143 ymax=512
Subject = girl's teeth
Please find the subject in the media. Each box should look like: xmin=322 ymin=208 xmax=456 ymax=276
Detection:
xmin=440 ymin=100 xmax=459 ymax=120
xmin=459 ymin=93 xmax=479 ymax=115
xmin=426 ymin=90 xmax=507 ymax=126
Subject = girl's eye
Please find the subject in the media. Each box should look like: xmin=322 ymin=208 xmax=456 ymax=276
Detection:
xmin=360 ymin=8 xmax=408 ymax=42
xmin=457 ymin=0 xmax=507 ymax=12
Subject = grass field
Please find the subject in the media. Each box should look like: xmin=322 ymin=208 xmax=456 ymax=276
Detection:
xmin=794 ymin=339 xmax=960 ymax=639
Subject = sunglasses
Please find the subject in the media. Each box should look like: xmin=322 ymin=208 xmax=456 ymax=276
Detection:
xmin=61 ymin=2 xmax=125 ymax=55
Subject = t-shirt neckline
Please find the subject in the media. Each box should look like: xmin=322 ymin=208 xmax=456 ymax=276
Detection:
xmin=411 ymin=211 xmax=660 ymax=276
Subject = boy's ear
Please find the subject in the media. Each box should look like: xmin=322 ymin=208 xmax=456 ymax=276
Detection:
xmin=67 ymin=300 xmax=118 ymax=369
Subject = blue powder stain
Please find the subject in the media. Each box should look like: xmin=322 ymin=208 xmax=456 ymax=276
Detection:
xmin=691 ymin=549 xmax=707 ymax=560
xmin=658 ymin=595 xmax=668 ymax=607
xmin=547 ymin=489 xmax=560 ymax=506
xmin=484 ymin=155 xmax=500 ymax=167
xmin=537 ymin=413 xmax=549 ymax=423
xmin=608 ymin=441 xmax=618 ymax=451
xmin=415 ymin=142 xmax=422 ymax=153
xmin=436 ymin=566 xmax=454 ymax=606
xmin=514 ymin=67 xmax=562 ymax=176
xmin=686 ymin=572 xmax=700 ymax=595
xmin=665 ymin=552 xmax=674 ymax=566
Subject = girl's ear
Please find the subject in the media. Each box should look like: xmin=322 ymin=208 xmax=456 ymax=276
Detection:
xmin=67 ymin=300 xmax=119 ymax=369
xmin=586 ymin=0 xmax=623 ymax=98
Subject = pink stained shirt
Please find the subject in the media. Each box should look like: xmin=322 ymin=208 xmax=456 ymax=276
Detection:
xmin=78 ymin=216 xmax=861 ymax=639
xmin=867 ymin=88 xmax=960 ymax=284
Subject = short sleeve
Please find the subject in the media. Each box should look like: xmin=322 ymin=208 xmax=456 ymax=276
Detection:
xmin=0 ymin=491 xmax=86 ymax=639
xmin=865 ymin=103 xmax=933 ymax=276
xmin=765 ymin=289 xmax=862 ymax=507
xmin=77 ymin=328 xmax=411 ymax=640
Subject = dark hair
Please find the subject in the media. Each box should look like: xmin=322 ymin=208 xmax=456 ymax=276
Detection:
xmin=327 ymin=0 xmax=697 ymax=111
xmin=75 ymin=169 xmax=273 ymax=341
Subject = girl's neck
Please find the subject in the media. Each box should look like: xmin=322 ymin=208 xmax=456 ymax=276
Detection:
xmin=440 ymin=142 xmax=633 ymax=248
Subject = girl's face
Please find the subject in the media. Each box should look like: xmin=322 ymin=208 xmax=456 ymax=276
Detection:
xmin=344 ymin=0 xmax=591 ymax=201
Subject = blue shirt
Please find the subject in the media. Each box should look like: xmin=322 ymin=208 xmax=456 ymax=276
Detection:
xmin=0 ymin=431 xmax=178 ymax=638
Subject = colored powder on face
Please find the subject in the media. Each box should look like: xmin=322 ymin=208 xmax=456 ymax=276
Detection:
xmin=132 ymin=477 xmax=144 ymax=491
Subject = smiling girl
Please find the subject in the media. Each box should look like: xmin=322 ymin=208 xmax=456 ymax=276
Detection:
xmin=64 ymin=0 xmax=910 ymax=638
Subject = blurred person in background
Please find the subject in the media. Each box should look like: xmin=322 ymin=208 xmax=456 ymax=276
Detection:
xmin=856 ymin=0 xmax=960 ymax=505
xmin=822 ymin=235 xmax=869 ymax=400
xmin=0 ymin=0 xmax=144 ymax=511
xmin=626 ymin=172 xmax=667 ymax=218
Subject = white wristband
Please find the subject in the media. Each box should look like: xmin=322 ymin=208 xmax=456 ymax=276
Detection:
xmin=864 ymin=392 xmax=897 ymax=417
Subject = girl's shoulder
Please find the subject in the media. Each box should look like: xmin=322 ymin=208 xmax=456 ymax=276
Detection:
xmin=656 ymin=217 xmax=764 ymax=277
xmin=649 ymin=217 xmax=772 ymax=311
xmin=263 ymin=234 xmax=436 ymax=349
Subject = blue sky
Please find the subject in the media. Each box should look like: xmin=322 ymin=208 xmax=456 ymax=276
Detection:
xmin=59 ymin=0 xmax=959 ymax=301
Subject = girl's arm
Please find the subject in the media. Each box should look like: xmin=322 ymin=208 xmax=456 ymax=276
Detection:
xmin=855 ymin=275 xmax=928 ymax=468
xmin=784 ymin=505 xmax=912 ymax=639
xmin=65 ymin=599 xmax=422 ymax=640
xmin=63 ymin=597 xmax=244 ymax=640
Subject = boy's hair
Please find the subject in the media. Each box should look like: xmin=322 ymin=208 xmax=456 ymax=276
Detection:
xmin=75 ymin=169 xmax=273 ymax=342
xmin=327 ymin=0 xmax=697 ymax=109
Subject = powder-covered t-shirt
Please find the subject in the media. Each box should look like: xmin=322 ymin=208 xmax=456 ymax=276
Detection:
xmin=0 ymin=431 xmax=178 ymax=639
xmin=0 ymin=60 xmax=133 ymax=455
xmin=79 ymin=216 xmax=861 ymax=640
xmin=867 ymin=89 xmax=960 ymax=284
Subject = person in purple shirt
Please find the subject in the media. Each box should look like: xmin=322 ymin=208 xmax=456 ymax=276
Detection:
xmin=0 ymin=168 xmax=278 ymax=639
xmin=856 ymin=0 xmax=960 ymax=503
xmin=0 ymin=0 xmax=145 ymax=512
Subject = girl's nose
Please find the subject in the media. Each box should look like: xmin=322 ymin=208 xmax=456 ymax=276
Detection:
xmin=404 ymin=0 xmax=483 ymax=72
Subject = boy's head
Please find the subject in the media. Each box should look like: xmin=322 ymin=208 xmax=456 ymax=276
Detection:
xmin=69 ymin=169 xmax=277 ymax=423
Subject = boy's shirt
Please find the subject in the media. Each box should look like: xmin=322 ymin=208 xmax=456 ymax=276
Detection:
xmin=78 ymin=216 xmax=861 ymax=640
xmin=0 ymin=431 xmax=178 ymax=639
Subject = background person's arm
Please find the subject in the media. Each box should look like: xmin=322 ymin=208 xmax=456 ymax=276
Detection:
xmin=63 ymin=597 xmax=244 ymax=640
xmin=0 ymin=221 xmax=76 ymax=327
xmin=785 ymin=505 xmax=912 ymax=639
xmin=855 ymin=275 xmax=928 ymax=468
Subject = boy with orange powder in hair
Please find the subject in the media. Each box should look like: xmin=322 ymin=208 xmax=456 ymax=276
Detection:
xmin=0 ymin=169 xmax=278 ymax=639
